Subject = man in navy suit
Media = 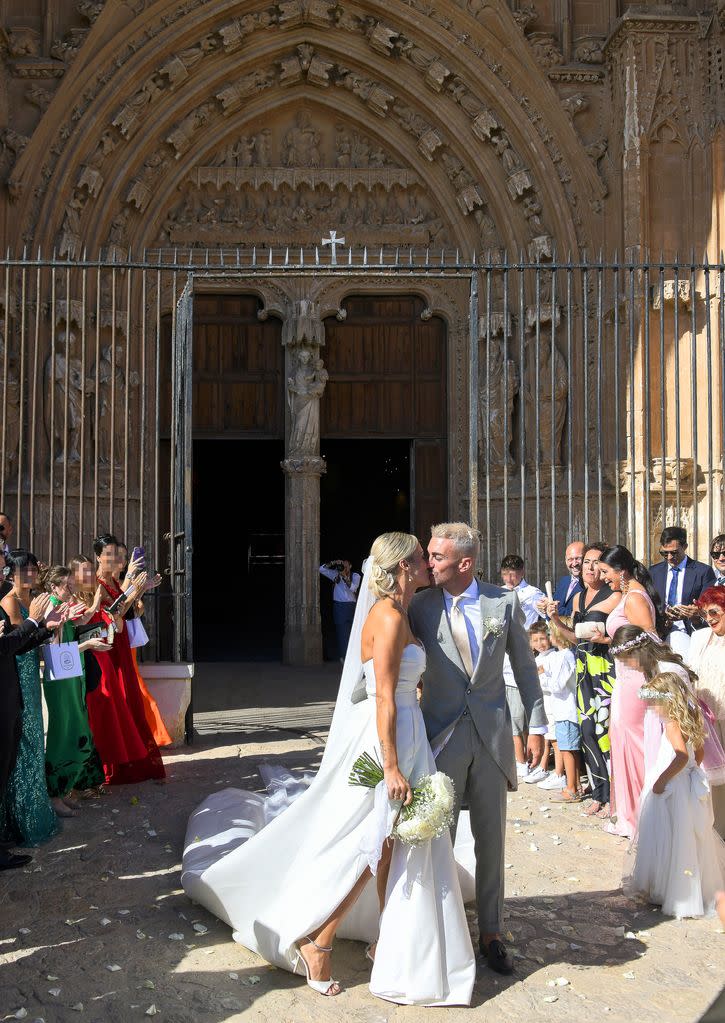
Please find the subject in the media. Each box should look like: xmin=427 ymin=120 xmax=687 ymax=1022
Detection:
xmin=649 ymin=526 xmax=716 ymax=657
xmin=537 ymin=540 xmax=585 ymax=619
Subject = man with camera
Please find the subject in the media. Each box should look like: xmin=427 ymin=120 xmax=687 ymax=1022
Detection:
xmin=319 ymin=559 xmax=361 ymax=661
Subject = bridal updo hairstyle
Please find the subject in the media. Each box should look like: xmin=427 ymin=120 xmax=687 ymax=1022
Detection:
xmin=368 ymin=532 xmax=418 ymax=600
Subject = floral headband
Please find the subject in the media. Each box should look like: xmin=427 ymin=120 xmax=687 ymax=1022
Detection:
xmin=610 ymin=633 xmax=649 ymax=656
xmin=638 ymin=686 xmax=672 ymax=701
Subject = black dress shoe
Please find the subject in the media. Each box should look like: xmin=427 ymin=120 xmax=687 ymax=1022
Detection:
xmin=479 ymin=938 xmax=514 ymax=975
xmin=0 ymin=851 xmax=32 ymax=871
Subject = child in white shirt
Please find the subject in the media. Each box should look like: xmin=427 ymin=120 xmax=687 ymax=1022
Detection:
xmin=531 ymin=623 xmax=581 ymax=802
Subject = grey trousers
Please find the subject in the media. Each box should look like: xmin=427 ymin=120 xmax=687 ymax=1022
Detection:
xmin=436 ymin=714 xmax=507 ymax=937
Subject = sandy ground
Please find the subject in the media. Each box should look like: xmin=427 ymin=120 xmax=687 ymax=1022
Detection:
xmin=1 ymin=725 xmax=723 ymax=1023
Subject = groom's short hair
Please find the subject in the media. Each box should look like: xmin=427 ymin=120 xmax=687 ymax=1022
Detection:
xmin=430 ymin=522 xmax=480 ymax=561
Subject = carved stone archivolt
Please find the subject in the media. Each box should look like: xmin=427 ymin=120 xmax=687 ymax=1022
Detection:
xmin=2 ymin=0 xmax=604 ymax=260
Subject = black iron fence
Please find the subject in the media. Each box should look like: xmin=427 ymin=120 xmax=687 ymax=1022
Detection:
xmin=0 ymin=248 xmax=723 ymax=659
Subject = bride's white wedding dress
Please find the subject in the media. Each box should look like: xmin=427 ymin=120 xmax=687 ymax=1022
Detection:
xmin=182 ymin=643 xmax=476 ymax=1006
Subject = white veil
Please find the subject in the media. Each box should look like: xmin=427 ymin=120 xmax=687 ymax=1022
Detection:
xmin=319 ymin=558 xmax=376 ymax=769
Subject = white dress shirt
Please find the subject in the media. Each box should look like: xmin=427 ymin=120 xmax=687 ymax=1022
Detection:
xmin=513 ymin=579 xmax=546 ymax=629
xmin=319 ymin=565 xmax=361 ymax=603
xmin=444 ymin=579 xmax=547 ymax=734
xmin=666 ymin=556 xmax=688 ymax=635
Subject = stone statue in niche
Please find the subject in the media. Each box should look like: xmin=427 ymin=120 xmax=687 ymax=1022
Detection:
xmin=287 ymin=347 xmax=328 ymax=455
xmin=44 ymin=330 xmax=94 ymax=463
xmin=524 ymin=343 xmax=568 ymax=464
xmin=283 ymin=112 xmax=321 ymax=167
xmin=0 ymin=330 xmax=20 ymax=466
xmin=95 ymin=344 xmax=140 ymax=466
xmin=479 ymin=339 xmax=519 ymax=467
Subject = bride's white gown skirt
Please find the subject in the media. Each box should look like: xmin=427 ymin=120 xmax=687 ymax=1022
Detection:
xmin=182 ymin=647 xmax=475 ymax=1006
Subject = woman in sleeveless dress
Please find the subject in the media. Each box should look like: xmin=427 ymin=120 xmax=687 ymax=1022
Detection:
xmin=597 ymin=546 xmax=665 ymax=838
xmin=182 ymin=532 xmax=475 ymax=1006
xmin=0 ymin=551 xmax=59 ymax=846
xmin=546 ymin=543 xmax=619 ymax=817
xmin=84 ymin=538 xmax=165 ymax=785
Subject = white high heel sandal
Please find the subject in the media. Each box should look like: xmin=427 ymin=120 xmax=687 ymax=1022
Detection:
xmin=292 ymin=936 xmax=342 ymax=997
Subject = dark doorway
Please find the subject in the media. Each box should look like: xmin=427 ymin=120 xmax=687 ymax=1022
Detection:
xmin=319 ymin=438 xmax=410 ymax=658
xmin=193 ymin=438 xmax=284 ymax=660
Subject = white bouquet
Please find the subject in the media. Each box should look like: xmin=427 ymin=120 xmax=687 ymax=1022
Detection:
xmin=349 ymin=751 xmax=456 ymax=846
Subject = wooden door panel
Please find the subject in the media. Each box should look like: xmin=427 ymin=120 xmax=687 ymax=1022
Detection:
xmin=414 ymin=439 xmax=448 ymax=539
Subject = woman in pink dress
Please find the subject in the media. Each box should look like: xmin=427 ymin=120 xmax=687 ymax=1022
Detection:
xmin=597 ymin=546 xmax=665 ymax=838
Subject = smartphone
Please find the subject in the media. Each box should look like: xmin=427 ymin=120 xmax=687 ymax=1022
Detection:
xmin=131 ymin=546 xmax=146 ymax=569
xmin=106 ymin=591 xmax=127 ymax=616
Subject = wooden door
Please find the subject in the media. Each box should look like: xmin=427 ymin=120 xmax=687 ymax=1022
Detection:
xmin=322 ymin=295 xmax=447 ymax=531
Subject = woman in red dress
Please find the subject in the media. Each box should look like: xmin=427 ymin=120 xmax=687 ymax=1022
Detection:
xmin=80 ymin=537 xmax=165 ymax=785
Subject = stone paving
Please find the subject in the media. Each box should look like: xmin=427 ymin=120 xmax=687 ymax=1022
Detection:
xmin=0 ymin=680 xmax=723 ymax=1023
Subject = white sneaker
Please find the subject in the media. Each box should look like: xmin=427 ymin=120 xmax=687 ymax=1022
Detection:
xmin=537 ymin=773 xmax=567 ymax=790
xmin=524 ymin=767 xmax=549 ymax=784
xmin=516 ymin=762 xmax=530 ymax=778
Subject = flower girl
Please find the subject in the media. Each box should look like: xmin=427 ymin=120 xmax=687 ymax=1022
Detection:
xmin=626 ymin=672 xmax=725 ymax=918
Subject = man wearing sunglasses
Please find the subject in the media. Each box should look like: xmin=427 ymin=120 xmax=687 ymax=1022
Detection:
xmin=710 ymin=533 xmax=725 ymax=585
xmin=649 ymin=526 xmax=716 ymax=656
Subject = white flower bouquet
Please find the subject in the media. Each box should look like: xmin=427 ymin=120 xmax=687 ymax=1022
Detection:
xmin=349 ymin=751 xmax=456 ymax=846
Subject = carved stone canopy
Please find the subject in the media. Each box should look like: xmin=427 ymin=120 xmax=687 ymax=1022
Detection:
xmin=282 ymin=298 xmax=325 ymax=346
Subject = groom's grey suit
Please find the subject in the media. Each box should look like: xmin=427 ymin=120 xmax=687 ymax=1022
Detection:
xmin=408 ymin=581 xmax=545 ymax=936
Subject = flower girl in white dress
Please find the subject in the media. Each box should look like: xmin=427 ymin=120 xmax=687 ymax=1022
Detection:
xmin=625 ymin=672 xmax=725 ymax=918
xmin=182 ymin=533 xmax=475 ymax=1005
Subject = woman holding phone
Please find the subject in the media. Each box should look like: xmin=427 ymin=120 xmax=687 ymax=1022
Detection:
xmin=81 ymin=538 xmax=165 ymax=785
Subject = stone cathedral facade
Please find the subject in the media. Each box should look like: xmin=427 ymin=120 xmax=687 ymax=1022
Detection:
xmin=0 ymin=1 xmax=724 ymax=663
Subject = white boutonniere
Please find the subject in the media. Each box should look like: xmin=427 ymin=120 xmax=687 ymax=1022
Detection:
xmin=482 ymin=616 xmax=504 ymax=642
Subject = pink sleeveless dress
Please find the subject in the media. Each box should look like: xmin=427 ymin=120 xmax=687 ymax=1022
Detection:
xmin=606 ymin=590 xmax=657 ymax=838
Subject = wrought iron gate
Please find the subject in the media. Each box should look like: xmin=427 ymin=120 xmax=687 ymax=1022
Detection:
xmin=0 ymin=247 xmax=723 ymax=664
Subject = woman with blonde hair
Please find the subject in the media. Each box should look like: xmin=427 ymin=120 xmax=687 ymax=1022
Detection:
xmin=625 ymin=672 xmax=724 ymax=918
xmin=182 ymin=531 xmax=475 ymax=1006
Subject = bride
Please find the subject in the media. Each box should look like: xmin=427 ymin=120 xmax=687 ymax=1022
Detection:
xmin=182 ymin=532 xmax=475 ymax=1005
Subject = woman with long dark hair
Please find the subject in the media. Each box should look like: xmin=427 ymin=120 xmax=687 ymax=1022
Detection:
xmin=597 ymin=545 xmax=664 ymax=838
xmin=0 ymin=551 xmax=59 ymax=845
xmin=82 ymin=536 xmax=165 ymax=784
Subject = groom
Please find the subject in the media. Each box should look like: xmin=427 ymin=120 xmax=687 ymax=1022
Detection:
xmin=408 ymin=522 xmax=546 ymax=974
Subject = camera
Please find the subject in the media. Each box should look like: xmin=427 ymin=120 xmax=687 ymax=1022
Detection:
xmin=326 ymin=560 xmax=345 ymax=571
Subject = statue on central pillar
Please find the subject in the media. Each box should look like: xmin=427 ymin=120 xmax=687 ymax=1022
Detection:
xmin=287 ymin=346 xmax=328 ymax=455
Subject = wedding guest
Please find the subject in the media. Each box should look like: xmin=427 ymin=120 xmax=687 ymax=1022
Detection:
xmin=536 ymin=540 xmax=585 ymax=618
xmin=0 ymin=551 xmax=61 ymax=846
xmin=649 ymin=526 xmax=715 ymax=658
xmin=320 ymin=560 xmax=361 ymax=660
xmin=41 ymin=565 xmax=106 ymax=814
xmin=532 ymin=621 xmax=581 ymax=801
xmin=0 ymin=589 xmax=58 ymax=869
xmin=546 ymin=543 xmax=619 ymax=817
xmin=625 ymin=672 xmax=723 ymax=918
xmin=0 ymin=549 xmax=10 ymax=600
xmin=597 ymin=545 xmax=664 ymax=838
xmin=500 ymin=554 xmax=545 ymax=778
xmin=688 ymin=586 xmax=725 ymax=838
xmin=82 ymin=535 xmax=165 ymax=784
xmin=0 ymin=511 xmax=13 ymax=557
xmin=710 ymin=534 xmax=725 ymax=585
xmin=113 ymin=545 xmax=170 ymax=748
xmin=527 ymin=623 xmax=562 ymax=789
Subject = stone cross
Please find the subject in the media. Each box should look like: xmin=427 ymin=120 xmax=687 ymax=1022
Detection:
xmin=322 ymin=229 xmax=346 ymax=265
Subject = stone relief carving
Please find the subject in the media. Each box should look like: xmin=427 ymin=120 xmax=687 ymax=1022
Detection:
xmin=524 ymin=342 xmax=568 ymax=464
xmin=0 ymin=329 xmax=21 ymax=466
xmin=94 ymin=344 xmax=140 ymax=465
xmin=480 ymin=339 xmax=519 ymax=467
xmin=282 ymin=299 xmax=325 ymax=346
xmin=575 ymin=38 xmax=605 ymax=65
xmin=527 ymin=33 xmax=564 ymax=69
xmin=44 ymin=330 xmax=94 ymax=463
xmin=287 ymin=346 xmax=328 ymax=455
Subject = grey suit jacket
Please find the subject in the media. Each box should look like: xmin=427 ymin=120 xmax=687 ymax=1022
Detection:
xmin=408 ymin=582 xmax=545 ymax=789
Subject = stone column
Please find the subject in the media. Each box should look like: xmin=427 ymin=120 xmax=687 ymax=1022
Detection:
xmin=280 ymin=299 xmax=327 ymax=665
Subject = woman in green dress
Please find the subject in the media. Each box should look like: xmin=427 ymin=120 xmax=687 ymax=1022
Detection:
xmin=0 ymin=551 xmax=59 ymax=846
xmin=42 ymin=566 xmax=106 ymax=812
